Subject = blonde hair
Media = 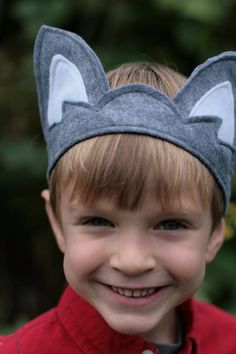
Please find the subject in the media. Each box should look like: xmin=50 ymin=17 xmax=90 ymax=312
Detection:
xmin=49 ymin=62 xmax=224 ymax=225
xmin=106 ymin=63 xmax=186 ymax=96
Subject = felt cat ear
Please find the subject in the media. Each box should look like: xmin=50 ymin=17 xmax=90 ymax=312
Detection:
xmin=47 ymin=54 xmax=89 ymax=126
xmin=189 ymin=81 xmax=234 ymax=145
xmin=174 ymin=52 xmax=236 ymax=146
xmin=34 ymin=25 xmax=109 ymax=128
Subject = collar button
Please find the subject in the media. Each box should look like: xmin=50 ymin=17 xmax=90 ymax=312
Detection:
xmin=142 ymin=350 xmax=154 ymax=354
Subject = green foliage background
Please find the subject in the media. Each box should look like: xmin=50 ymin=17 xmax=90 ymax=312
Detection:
xmin=1 ymin=0 xmax=236 ymax=332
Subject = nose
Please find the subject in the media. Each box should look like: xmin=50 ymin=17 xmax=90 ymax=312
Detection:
xmin=109 ymin=232 xmax=156 ymax=276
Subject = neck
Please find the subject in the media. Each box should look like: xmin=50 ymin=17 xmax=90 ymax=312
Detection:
xmin=143 ymin=308 xmax=179 ymax=344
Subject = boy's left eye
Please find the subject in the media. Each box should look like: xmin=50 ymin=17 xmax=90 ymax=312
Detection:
xmin=154 ymin=219 xmax=185 ymax=231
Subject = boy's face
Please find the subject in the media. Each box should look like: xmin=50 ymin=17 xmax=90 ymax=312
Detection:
xmin=43 ymin=187 xmax=224 ymax=343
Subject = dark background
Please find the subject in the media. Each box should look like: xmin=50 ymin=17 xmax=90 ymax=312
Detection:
xmin=1 ymin=0 xmax=236 ymax=333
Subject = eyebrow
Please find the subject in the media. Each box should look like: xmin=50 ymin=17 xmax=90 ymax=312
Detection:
xmin=67 ymin=203 xmax=113 ymax=215
xmin=159 ymin=204 xmax=205 ymax=218
xmin=68 ymin=201 xmax=205 ymax=218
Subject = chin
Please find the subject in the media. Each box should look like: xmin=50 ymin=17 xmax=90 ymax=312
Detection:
xmin=103 ymin=314 xmax=156 ymax=337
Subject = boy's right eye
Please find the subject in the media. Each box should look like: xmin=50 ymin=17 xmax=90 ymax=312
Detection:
xmin=80 ymin=217 xmax=114 ymax=227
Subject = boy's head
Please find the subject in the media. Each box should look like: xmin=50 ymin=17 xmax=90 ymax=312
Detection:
xmin=42 ymin=60 xmax=224 ymax=343
xmin=34 ymin=26 xmax=236 ymax=343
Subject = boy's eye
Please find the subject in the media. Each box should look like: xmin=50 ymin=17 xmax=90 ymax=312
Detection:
xmin=81 ymin=217 xmax=114 ymax=227
xmin=154 ymin=219 xmax=185 ymax=231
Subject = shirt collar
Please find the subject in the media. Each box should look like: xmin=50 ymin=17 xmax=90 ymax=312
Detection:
xmin=57 ymin=286 xmax=198 ymax=354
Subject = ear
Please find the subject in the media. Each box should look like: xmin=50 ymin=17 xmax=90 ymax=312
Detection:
xmin=189 ymin=81 xmax=234 ymax=145
xmin=47 ymin=54 xmax=89 ymax=126
xmin=34 ymin=25 xmax=109 ymax=129
xmin=174 ymin=52 xmax=236 ymax=147
xmin=41 ymin=189 xmax=66 ymax=253
xmin=205 ymin=218 xmax=225 ymax=263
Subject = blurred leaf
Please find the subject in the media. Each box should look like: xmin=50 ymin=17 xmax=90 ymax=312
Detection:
xmin=225 ymin=202 xmax=236 ymax=239
xmin=154 ymin=0 xmax=226 ymax=24
xmin=0 ymin=319 xmax=27 ymax=335
xmin=0 ymin=138 xmax=46 ymax=177
xmin=12 ymin=0 xmax=73 ymax=40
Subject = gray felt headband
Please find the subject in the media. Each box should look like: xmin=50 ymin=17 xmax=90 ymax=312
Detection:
xmin=34 ymin=25 xmax=236 ymax=211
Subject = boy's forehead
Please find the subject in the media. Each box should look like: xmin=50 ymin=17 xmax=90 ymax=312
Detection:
xmin=64 ymin=185 xmax=206 ymax=216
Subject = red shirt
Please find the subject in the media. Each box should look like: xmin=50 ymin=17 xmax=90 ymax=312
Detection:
xmin=1 ymin=286 xmax=236 ymax=354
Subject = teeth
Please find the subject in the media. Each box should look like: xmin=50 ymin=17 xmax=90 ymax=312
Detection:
xmin=141 ymin=289 xmax=147 ymax=296
xmin=147 ymin=288 xmax=155 ymax=295
xmin=118 ymin=288 xmax=124 ymax=295
xmin=133 ymin=290 xmax=142 ymax=297
xmin=124 ymin=289 xmax=132 ymax=297
xmin=111 ymin=286 xmax=157 ymax=298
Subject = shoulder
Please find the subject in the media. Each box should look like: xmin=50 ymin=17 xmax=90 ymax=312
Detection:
xmin=0 ymin=309 xmax=67 ymax=354
xmin=192 ymin=298 xmax=236 ymax=329
xmin=186 ymin=298 xmax=236 ymax=353
xmin=0 ymin=289 xmax=81 ymax=354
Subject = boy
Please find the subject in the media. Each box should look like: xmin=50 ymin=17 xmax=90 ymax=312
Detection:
xmin=1 ymin=25 xmax=236 ymax=353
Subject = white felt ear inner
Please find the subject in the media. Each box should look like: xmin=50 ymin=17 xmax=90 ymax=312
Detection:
xmin=47 ymin=54 xmax=88 ymax=126
xmin=189 ymin=81 xmax=235 ymax=145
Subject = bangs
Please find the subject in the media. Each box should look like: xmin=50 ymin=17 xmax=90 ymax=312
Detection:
xmin=50 ymin=134 xmax=219 ymax=212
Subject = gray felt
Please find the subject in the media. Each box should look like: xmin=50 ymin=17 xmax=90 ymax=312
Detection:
xmin=34 ymin=25 xmax=236 ymax=212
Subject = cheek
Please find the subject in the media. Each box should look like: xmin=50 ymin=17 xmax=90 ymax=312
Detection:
xmin=62 ymin=238 xmax=106 ymax=281
xmin=165 ymin=246 xmax=207 ymax=284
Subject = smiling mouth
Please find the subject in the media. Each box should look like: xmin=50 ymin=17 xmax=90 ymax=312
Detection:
xmin=110 ymin=286 xmax=161 ymax=298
